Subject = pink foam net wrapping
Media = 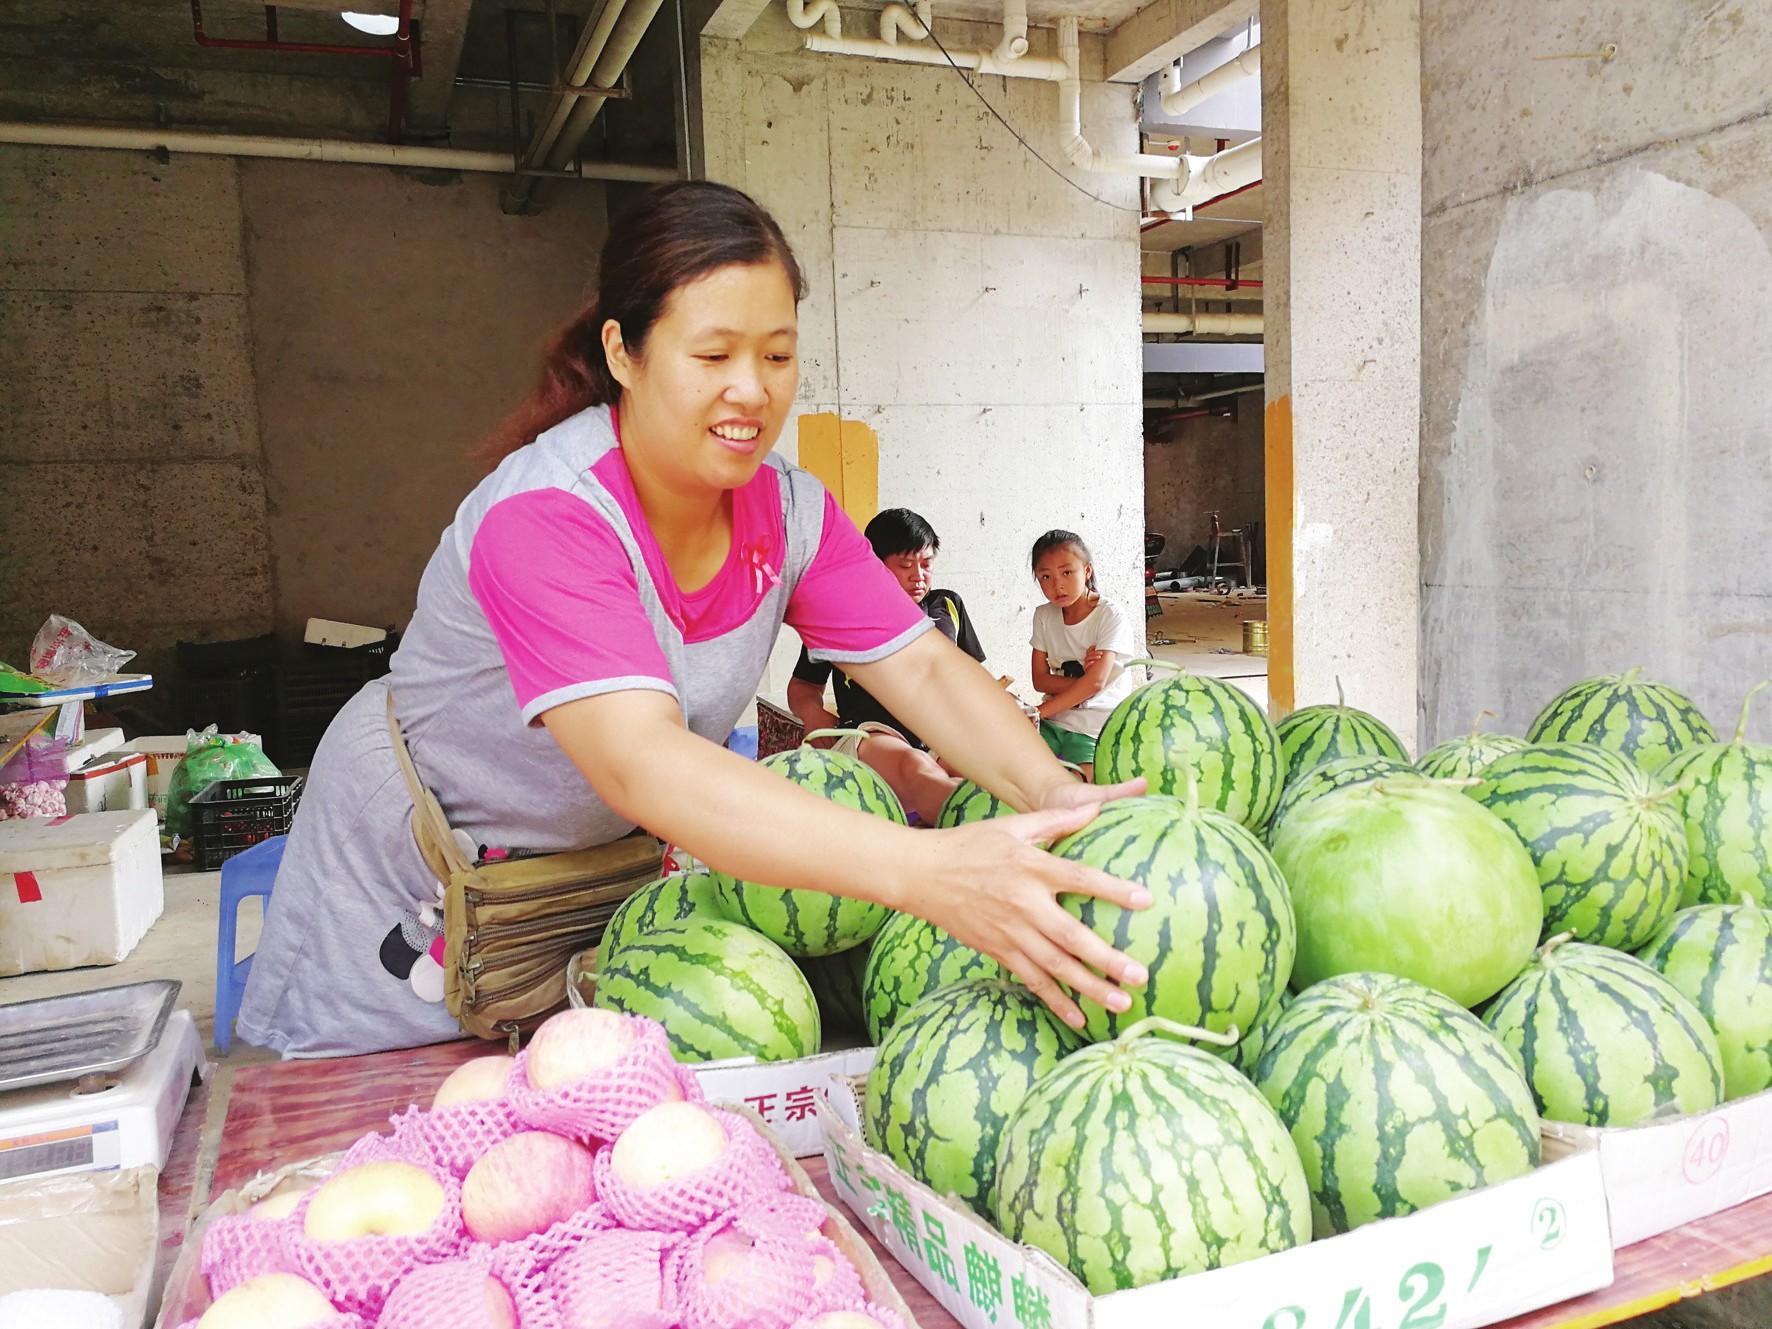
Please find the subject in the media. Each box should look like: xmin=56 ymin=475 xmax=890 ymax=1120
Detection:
xmin=337 ymin=1126 xmax=433 ymax=1171
xmin=377 ymin=1249 xmax=559 ymax=1329
xmin=476 ymin=1197 xmax=615 ymax=1282
xmin=669 ymin=1219 xmax=830 ymax=1329
xmin=176 ymin=1316 xmax=364 ymax=1329
xmin=594 ymin=1109 xmax=789 ymax=1233
xmin=788 ymin=1301 xmax=909 ymax=1329
xmin=286 ymin=1164 xmax=466 ymax=1318
xmin=389 ymin=1097 xmax=523 ymax=1179
xmin=507 ymin=1018 xmax=701 ymax=1144
xmin=200 ymin=1209 xmax=301 ymax=1297
xmin=727 ymin=1191 xmax=829 ymax=1242
xmin=547 ymin=1227 xmax=680 ymax=1329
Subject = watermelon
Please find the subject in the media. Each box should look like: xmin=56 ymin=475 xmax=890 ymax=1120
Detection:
xmin=1274 ymin=680 xmax=1410 ymax=785
xmin=1051 ymin=794 xmax=1294 ymax=1046
xmin=936 ymin=780 xmax=1015 ymax=828
xmin=1228 ymin=991 xmax=1290 ymax=1077
xmin=1658 ymin=682 xmax=1772 ymax=907
xmin=861 ymin=912 xmax=1003 ymax=1044
xmin=595 ymin=870 xmax=727 ymax=974
xmin=1417 ymin=710 xmax=1529 ymax=781
xmin=1093 ymin=667 xmax=1283 ymax=830
xmin=991 ymin=1021 xmax=1310 ymax=1292
xmin=1468 ymin=743 xmax=1687 ymax=950
xmin=1265 ymin=754 xmax=1419 ymax=846
xmin=712 ymin=746 xmax=902 ymax=955
xmin=796 ymin=943 xmax=872 ymax=1038
xmin=1270 ymin=779 xmax=1542 ymax=1007
xmin=1528 ymin=667 xmax=1715 ymax=775
xmin=864 ymin=980 xmax=1081 ymax=1214
xmin=1640 ymin=902 xmax=1772 ymax=1100
xmin=591 ymin=918 xmax=820 ymax=1063
xmin=1252 ymin=973 xmax=1540 ymax=1236
xmin=1482 ymin=937 xmax=1724 ymax=1127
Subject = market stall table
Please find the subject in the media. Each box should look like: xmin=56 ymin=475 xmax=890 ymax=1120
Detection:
xmin=159 ymin=1040 xmax=1772 ymax=1329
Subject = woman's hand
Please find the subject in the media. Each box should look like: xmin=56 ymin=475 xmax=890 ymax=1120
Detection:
xmin=1036 ymin=772 xmax=1146 ymax=811
xmin=897 ymin=803 xmax=1152 ymax=1031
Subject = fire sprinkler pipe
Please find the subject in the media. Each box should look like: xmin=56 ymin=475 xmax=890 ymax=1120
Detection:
xmin=1159 ymin=42 xmax=1260 ymax=118
xmin=1143 ymin=310 xmax=1264 ymax=335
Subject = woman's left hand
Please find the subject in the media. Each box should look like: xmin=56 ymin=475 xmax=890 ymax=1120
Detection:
xmin=1035 ymin=773 xmax=1146 ymax=812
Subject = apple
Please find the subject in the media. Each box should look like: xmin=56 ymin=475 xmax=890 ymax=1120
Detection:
xmin=803 ymin=1315 xmax=890 ymax=1329
xmin=432 ymin=1055 xmax=517 ymax=1109
xmin=382 ymin=1259 xmax=519 ymax=1329
xmin=526 ymin=1008 xmax=655 ymax=1089
xmin=554 ymin=1232 xmax=666 ymax=1329
xmin=610 ymin=1101 xmax=729 ymax=1190
xmin=197 ymin=1273 xmax=336 ymax=1329
xmin=699 ymin=1228 xmax=754 ymax=1284
xmin=303 ymin=1161 xmax=446 ymax=1241
xmin=247 ymin=1183 xmax=313 ymax=1222
xmin=462 ymin=1130 xmax=598 ymax=1243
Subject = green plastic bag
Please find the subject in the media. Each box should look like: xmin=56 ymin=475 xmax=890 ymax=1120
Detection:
xmin=165 ymin=726 xmax=281 ymax=839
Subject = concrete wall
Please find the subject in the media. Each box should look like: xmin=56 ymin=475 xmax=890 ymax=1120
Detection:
xmin=1421 ymin=3 xmax=1772 ymax=745
xmin=700 ymin=9 xmax=1146 ymax=691
xmin=1145 ymin=401 xmax=1263 ymax=564
xmin=0 ymin=143 xmax=604 ymax=684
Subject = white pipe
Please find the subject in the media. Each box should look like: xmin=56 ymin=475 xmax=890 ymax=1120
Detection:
xmin=994 ymin=0 xmax=1029 ymax=62
xmin=803 ymin=33 xmax=1066 ymax=79
xmin=524 ymin=0 xmax=631 ymax=176
xmin=1157 ymin=136 xmax=1263 ymax=208
xmin=879 ymin=0 xmax=931 ymax=45
xmin=0 ymin=121 xmax=678 ymax=181
xmin=1158 ymin=43 xmax=1260 ymax=118
xmin=541 ymin=0 xmax=669 ymax=171
xmin=787 ymin=0 xmax=841 ymax=38
xmin=1057 ymin=17 xmax=1181 ymax=177
xmin=1143 ymin=310 xmax=1264 ymax=335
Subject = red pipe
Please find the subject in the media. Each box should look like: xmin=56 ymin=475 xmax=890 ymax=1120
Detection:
xmin=1142 ymin=176 xmax=1265 ymax=229
xmin=190 ymin=0 xmax=415 ymax=142
xmin=1141 ymin=276 xmax=1263 ymax=289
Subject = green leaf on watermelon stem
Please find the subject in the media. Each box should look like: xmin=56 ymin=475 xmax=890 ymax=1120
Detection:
xmin=1112 ymin=1015 xmax=1239 ymax=1049
xmin=1733 ymin=681 xmax=1771 ymax=744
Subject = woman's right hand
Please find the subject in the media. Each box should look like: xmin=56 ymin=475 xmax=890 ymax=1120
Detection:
xmin=895 ymin=804 xmax=1151 ymax=1031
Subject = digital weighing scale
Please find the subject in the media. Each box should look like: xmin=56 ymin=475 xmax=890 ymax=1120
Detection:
xmin=0 ymin=980 xmax=204 ymax=1184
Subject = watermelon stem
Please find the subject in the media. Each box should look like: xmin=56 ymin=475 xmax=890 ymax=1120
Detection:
xmin=1620 ymin=666 xmax=1645 ymax=684
xmin=1113 ymin=1015 xmax=1239 ymax=1049
xmin=1335 ymin=676 xmax=1345 ymax=708
xmin=1125 ymin=657 xmax=1185 ymax=677
xmin=1538 ymin=930 xmax=1577 ymax=961
xmin=1468 ymin=708 xmax=1498 ymax=739
xmin=1733 ymin=681 xmax=1771 ymax=744
xmin=1182 ymin=767 xmax=1200 ymax=816
xmin=805 ymin=727 xmax=871 ymax=745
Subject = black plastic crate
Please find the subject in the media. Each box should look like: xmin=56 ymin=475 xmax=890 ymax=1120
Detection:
xmin=188 ymin=775 xmax=305 ymax=871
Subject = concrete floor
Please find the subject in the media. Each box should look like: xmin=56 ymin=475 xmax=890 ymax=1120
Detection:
xmin=1147 ymin=589 xmax=1270 ymax=710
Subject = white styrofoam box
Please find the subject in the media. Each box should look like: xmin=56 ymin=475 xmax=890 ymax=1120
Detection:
xmin=1544 ymin=1087 xmax=1772 ymax=1248
xmin=63 ymin=752 xmax=148 ymax=816
xmin=114 ymin=737 xmax=186 ymax=819
xmin=0 ymin=811 xmax=164 ymax=975
xmin=819 ymin=1081 xmax=1614 ymax=1329
xmin=691 ymin=1047 xmax=878 ymax=1158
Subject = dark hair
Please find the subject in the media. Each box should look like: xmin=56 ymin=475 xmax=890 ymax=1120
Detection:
xmin=478 ymin=181 xmax=806 ymax=468
xmin=864 ymin=508 xmax=940 ymax=561
xmin=1031 ymin=529 xmax=1097 ymax=592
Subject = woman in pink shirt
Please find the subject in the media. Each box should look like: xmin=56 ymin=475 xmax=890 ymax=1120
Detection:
xmin=238 ymin=182 xmax=1147 ymax=1056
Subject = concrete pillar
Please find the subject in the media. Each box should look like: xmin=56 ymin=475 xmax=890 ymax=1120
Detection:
xmin=1259 ymin=0 xmax=1421 ymax=742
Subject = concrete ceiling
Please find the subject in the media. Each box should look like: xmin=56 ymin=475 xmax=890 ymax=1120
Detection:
xmin=1140 ymin=180 xmax=1262 ymax=252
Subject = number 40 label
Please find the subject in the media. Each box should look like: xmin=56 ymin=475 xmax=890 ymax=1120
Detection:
xmin=1259 ymin=1246 xmax=1493 ymax=1329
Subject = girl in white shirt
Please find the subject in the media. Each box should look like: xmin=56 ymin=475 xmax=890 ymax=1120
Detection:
xmin=1028 ymin=529 xmax=1136 ymax=778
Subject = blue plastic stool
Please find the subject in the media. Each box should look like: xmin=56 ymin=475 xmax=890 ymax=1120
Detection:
xmin=725 ymin=725 xmax=759 ymax=760
xmin=214 ymin=834 xmax=288 ymax=1053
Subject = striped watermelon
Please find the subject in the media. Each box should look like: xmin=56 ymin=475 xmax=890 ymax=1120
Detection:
xmin=864 ymin=980 xmax=1081 ymax=1215
xmin=1658 ymin=682 xmax=1772 ymax=907
xmin=1640 ymin=902 xmax=1772 ymax=1100
xmin=591 ymin=918 xmax=819 ymax=1062
xmin=1468 ymin=743 xmax=1687 ymax=950
xmin=1051 ymin=794 xmax=1294 ymax=1046
xmin=1094 ymin=668 xmax=1283 ymax=830
xmin=1265 ymin=754 xmax=1419 ymax=846
xmin=595 ymin=870 xmax=727 ymax=974
xmin=1253 ymin=973 xmax=1540 ymax=1236
xmin=936 ymin=780 xmax=1014 ymax=828
xmin=1275 ymin=680 xmax=1409 ymax=785
xmin=1417 ymin=711 xmax=1530 ymax=781
xmin=1528 ymin=668 xmax=1716 ymax=775
xmin=991 ymin=1022 xmax=1310 ymax=1292
xmin=796 ymin=943 xmax=872 ymax=1037
xmin=861 ymin=912 xmax=1003 ymax=1044
xmin=1228 ymin=991 xmax=1290 ymax=1077
xmin=712 ymin=746 xmax=902 ymax=955
xmin=1482 ymin=938 xmax=1723 ymax=1127
xmin=1271 ymin=780 xmax=1542 ymax=1007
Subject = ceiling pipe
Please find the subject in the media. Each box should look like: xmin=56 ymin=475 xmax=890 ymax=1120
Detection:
xmin=1159 ymin=42 xmax=1260 ymax=118
xmin=1144 ymin=310 xmax=1264 ymax=335
xmin=786 ymin=0 xmax=842 ymax=38
xmin=1152 ymin=135 xmax=1262 ymax=209
xmin=0 ymin=121 xmax=678 ymax=181
xmin=1142 ymin=275 xmax=1263 ymax=288
xmin=880 ymin=0 xmax=932 ymax=43
xmin=994 ymin=0 xmax=1029 ymax=62
xmin=803 ymin=32 xmax=1066 ymax=79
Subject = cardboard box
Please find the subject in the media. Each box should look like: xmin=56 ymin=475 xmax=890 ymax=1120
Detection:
xmin=0 ymin=810 xmax=164 ymax=975
xmin=819 ymin=1082 xmax=1614 ymax=1329
xmin=115 ymin=737 xmax=187 ymax=820
xmin=1544 ymin=1086 xmax=1772 ymax=1248
xmin=690 ymin=1046 xmax=879 ymax=1158
xmin=64 ymin=751 xmax=149 ymax=815
xmin=0 ymin=1166 xmax=159 ymax=1329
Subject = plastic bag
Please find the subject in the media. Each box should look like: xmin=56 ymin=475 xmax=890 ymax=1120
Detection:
xmin=28 ymin=615 xmax=136 ymax=687
xmin=164 ymin=726 xmax=281 ymax=839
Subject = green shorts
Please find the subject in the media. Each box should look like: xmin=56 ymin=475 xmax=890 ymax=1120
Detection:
xmin=1038 ymin=722 xmax=1098 ymax=766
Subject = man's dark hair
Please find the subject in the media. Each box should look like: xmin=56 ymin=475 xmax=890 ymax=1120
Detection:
xmin=864 ymin=508 xmax=941 ymax=561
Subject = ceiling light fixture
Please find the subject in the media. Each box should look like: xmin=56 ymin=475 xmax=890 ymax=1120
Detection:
xmin=340 ymin=11 xmax=400 ymax=36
